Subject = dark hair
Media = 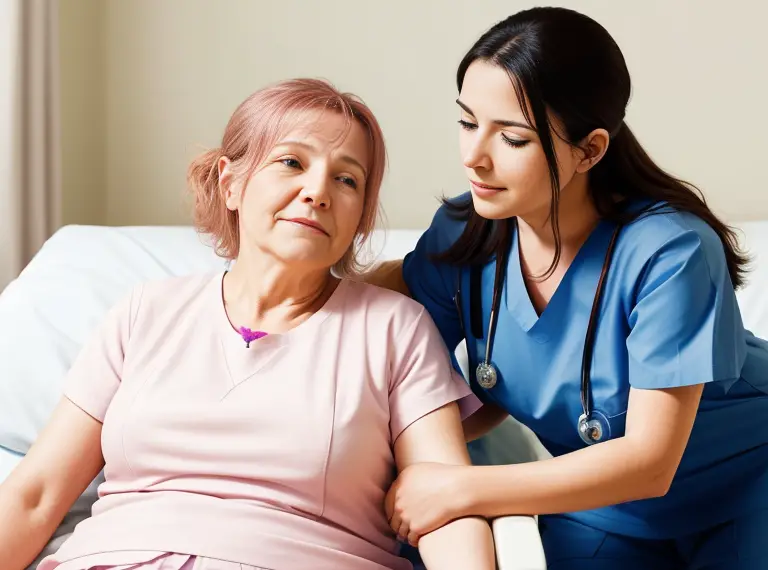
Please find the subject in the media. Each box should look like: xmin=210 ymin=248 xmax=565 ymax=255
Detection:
xmin=439 ymin=7 xmax=748 ymax=288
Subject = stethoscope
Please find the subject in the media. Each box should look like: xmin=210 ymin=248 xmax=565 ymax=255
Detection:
xmin=455 ymin=220 xmax=623 ymax=446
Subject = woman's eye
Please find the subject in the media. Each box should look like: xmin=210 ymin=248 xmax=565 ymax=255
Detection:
xmin=280 ymin=158 xmax=301 ymax=168
xmin=338 ymin=176 xmax=358 ymax=189
xmin=458 ymin=119 xmax=478 ymax=131
xmin=501 ymin=133 xmax=529 ymax=148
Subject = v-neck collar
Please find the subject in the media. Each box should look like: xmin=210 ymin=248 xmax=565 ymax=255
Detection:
xmin=212 ymin=271 xmax=347 ymax=388
xmin=504 ymin=220 xmax=613 ymax=333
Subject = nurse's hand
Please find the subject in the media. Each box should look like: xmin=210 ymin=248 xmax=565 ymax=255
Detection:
xmin=385 ymin=462 xmax=468 ymax=544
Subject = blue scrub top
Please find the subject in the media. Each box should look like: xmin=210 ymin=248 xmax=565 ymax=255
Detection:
xmin=403 ymin=195 xmax=768 ymax=539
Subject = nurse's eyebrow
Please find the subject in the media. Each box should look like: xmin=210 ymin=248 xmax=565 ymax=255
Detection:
xmin=456 ymin=99 xmax=535 ymax=132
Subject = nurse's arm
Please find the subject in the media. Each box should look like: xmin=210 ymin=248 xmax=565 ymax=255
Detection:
xmin=458 ymin=383 xmax=704 ymax=517
xmin=359 ymin=259 xmax=410 ymax=296
xmin=393 ymin=403 xmax=496 ymax=569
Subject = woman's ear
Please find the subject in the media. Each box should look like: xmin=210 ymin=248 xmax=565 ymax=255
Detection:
xmin=218 ymin=156 xmax=239 ymax=211
xmin=575 ymin=128 xmax=610 ymax=173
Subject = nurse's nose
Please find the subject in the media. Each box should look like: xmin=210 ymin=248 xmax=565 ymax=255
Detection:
xmin=462 ymin=136 xmax=492 ymax=171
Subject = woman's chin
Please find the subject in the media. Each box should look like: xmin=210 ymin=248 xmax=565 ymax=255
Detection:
xmin=272 ymin=247 xmax=336 ymax=271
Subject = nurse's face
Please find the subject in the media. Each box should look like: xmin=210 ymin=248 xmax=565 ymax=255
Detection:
xmin=457 ymin=60 xmax=583 ymax=221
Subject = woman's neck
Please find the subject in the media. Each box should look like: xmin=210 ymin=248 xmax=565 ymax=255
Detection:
xmin=223 ymin=250 xmax=336 ymax=334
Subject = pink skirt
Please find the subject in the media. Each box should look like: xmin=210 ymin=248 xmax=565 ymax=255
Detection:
xmin=37 ymin=551 xmax=267 ymax=570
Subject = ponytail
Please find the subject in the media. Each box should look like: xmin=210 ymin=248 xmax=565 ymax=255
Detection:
xmin=591 ymin=124 xmax=749 ymax=288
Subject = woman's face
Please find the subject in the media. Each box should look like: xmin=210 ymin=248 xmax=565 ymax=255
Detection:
xmin=222 ymin=109 xmax=370 ymax=271
xmin=457 ymin=60 xmax=583 ymax=222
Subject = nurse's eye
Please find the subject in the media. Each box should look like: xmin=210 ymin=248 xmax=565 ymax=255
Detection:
xmin=280 ymin=157 xmax=302 ymax=169
xmin=501 ymin=133 xmax=529 ymax=148
xmin=458 ymin=119 xmax=478 ymax=131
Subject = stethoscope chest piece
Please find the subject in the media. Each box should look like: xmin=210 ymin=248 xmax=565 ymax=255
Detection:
xmin=578 ymin=412 xmax=609 ymax=445
xmin=476 ymin=362 xmax=498 ymax=389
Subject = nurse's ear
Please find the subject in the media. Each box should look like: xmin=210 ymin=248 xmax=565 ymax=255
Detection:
xmin=575 ymin=128 xmax=610 ymax=173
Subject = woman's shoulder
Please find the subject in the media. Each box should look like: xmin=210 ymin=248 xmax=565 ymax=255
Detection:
xmin=342 ymin=279 xmax=425 ymax=313
xmin=340 ymin=279 xmax=432 ymax=330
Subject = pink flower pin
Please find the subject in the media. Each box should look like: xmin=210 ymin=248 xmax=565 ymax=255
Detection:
xmin=239 ymin=326 xmax=268 ymax=348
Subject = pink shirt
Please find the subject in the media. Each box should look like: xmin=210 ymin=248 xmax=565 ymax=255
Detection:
xmin=42 ymin=273 xmax=480 ymax=570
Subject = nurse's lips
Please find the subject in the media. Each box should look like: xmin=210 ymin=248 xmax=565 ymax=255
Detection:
xmin=470 ymin=180 xmax=506 ymax=198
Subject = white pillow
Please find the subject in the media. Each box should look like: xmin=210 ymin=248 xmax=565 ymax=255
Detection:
xmin=0 ymin=225 xmax=225 ymax=454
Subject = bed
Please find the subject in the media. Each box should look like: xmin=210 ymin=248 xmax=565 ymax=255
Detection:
xmin=2 ymin=220 xmax=767 ymax=570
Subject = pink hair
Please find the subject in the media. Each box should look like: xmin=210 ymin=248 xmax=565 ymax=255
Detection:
xmin=188 ymin=78 xmax=386 ymax=276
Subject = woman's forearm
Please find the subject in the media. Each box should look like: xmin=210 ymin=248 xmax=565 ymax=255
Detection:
xmin=461 ymin=437 xmax=671 ymax=518
xmin=0 ymin=482 xmax=62 ymax=570
xmin=419 ymin=516 xmax=495 ymax=569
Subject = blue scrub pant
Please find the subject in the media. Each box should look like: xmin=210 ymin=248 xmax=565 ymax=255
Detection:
xmin=540 ymin=510 xmax=768 ymax=569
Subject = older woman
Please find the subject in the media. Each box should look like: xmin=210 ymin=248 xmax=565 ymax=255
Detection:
xmin=0 ymin=79 xmax=494 ymax=570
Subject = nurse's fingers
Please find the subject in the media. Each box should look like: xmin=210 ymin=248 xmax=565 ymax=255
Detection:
xmin=389 ymin=512 xmax=408 ymax=541
xmin=384 ymin=488 xmax=396 ymax=521
xmin=407 ymin=530 xmax=420 ymax=547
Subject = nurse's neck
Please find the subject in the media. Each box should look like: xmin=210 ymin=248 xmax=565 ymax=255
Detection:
xmin=516 ymin=177 xmax=600 ymax=285
xmin=222 ymin=247 xmax=336 ymax=335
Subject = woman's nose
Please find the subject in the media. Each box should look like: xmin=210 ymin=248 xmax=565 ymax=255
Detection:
xmin=300 ymin=177 xmax=331 ymax=209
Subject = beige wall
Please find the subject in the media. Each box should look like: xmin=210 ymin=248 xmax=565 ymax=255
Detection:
xmin=59 ymin=0 xmax=768 ymax=229
xmin=59 ymin=0 xmax=105 ymax=226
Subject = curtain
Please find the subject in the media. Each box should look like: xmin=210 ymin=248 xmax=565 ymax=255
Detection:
xmin=0 ymin=0 xmax=61 ymax=290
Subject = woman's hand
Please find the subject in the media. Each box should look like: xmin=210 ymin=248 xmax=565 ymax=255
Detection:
xmin=385 ymin=462 xmax=469 ymax=545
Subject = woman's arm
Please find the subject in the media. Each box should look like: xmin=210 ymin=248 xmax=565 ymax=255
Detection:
xmin=462 ymin=401 xmax=509 ymax=442
xmin=389 ymin=403 xmax=495 ymax=569
xmin=461 ymin=383 xmax=703 ymax=517
xmin=363 ymin=259 xmax=503 ymax=444
xmin=0 ymin=398 xmax=105 ymax=570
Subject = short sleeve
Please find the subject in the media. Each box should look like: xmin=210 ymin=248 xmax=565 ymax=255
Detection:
xmin=388 ymin=308 xmax=482 ymax=441
xmin=63 ymin=284 xmax=143 ymax=421
xmin=402 ymin=203 xmax=465 ymax=355
xmin=626 ymin=231 xmax=746 ymax=389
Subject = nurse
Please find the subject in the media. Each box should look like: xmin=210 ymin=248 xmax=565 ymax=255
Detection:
xmin=374 ymin=7 xmax=768 ymax=569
